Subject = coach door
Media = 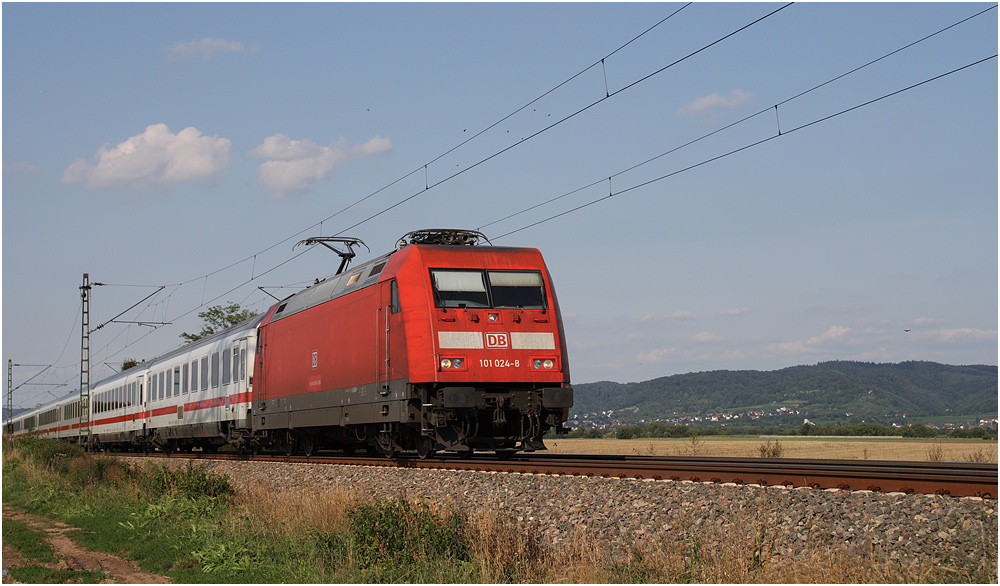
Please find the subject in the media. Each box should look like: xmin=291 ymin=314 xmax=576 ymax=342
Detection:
xmin=228 ymin=339 xmax=249 ymax=417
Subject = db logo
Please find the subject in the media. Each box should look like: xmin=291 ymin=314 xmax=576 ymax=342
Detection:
xmin=485 ymin=332 xmax=509 ymax=348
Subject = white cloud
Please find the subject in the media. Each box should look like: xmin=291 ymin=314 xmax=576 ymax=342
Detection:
xmin=806 ymin=325 xmax=851 ymax=345
xmin=691 ymin=331 xmax=719 ymax=343
xmin=930 ymin=328 xmax=997 ymax=342
xmin=768 ymin=325 xmax=852 ymax=356
xmin=637 ymin=347 xmax=678 ymax=363
xmin=718 ymin=307 xmax=750 ymax=316
xmin=164 ymin=37 xmax=257 ymax=62
xmin=3 ymin=161 xmax=42 ymax=178
xmin=679 ymin=89 xmax=754 ymax=117
xmin=640 ymin=311 xmax=696 ymax=321
xmin=61 ymin=124 xmax=231 ymax=190
xmin=251 ymin=134 xmax=392 ymax=197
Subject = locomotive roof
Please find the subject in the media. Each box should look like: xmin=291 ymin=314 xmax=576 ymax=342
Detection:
xmin=269 ymin=242 xmax=544 ymax=323
xmin=270 ymin=251 xmax=394 ymax=322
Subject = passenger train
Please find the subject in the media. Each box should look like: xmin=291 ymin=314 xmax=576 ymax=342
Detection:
xmin=5 ymin=230 xmax=573 ymax=458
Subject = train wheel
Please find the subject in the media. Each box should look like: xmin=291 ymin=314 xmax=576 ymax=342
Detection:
xmin=376 ymin=434 xmax=397 ymax=459
xmin=300 ymin=434 xmax=316 ymax=457
xmin=284 ymin=432 xmax=298 ymax=457
xmin=415 ymin=436 xmax=436 ymax=460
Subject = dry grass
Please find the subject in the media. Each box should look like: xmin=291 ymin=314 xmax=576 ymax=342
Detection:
xmin=545 ymin=437 xmax=999 ymax=462
xmin=233 ymin=483 xmax=364 ymax=535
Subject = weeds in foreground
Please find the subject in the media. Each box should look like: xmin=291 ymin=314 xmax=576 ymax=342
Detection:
xmin=963 ymin=447 xmax=997 ymax=463
xmin=684 ymin=433 xmax=705 ymax=456
xmin=756 ymin=439 xmax=785 ymax=458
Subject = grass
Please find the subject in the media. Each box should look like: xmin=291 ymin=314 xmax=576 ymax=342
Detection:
xmin=3 ymin=518 xmax=59 ymax=563
xmin=5 ymin=565 xmax=106 ymax=584
xmin=3 ymin=436 xmax=997 ymax=583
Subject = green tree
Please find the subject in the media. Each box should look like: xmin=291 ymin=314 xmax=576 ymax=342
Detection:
xmin=901 ymin=423 xmax=939 ymax=438
xmin=121 ymin=358 xmax=139 ymax=371
xmin=180 ymin=302 xmax=257 ymax=344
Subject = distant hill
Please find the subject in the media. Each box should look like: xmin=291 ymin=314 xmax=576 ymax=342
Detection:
xmin=571 ymin=361 xmax=997 ymax=426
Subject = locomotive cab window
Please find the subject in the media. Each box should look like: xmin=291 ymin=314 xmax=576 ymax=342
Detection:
xmin=431 ymin=270 xmax=489 ymax=308
xmin=488 ymin=271 xmax=546 ymax=309
xmin=430 ymin=269 xmax=546 ymax=309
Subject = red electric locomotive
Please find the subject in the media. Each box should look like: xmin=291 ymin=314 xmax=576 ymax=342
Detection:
xmin=250 ymin=229 xmax=573 ymax=458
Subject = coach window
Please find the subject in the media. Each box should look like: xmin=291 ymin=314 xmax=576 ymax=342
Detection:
xmin=174 ymin=367 xmax=181 ymax=396
xmin=391 ymin=280 xmax=401 ymax=314
xmin=182 ymin=364 xmax=189 ymax=394
xmin=211 ymin=352 xmax=220 ymax=388
xmin=166 ymin=370 xmax=173 ymax=400
xmin=159 ymin=372 xmax=166 ymax=401
xmin=431 ymin=270 xmax=489 ymax=308
xmin=222 ymin=349 xmax=231 ymax=386
xmin=201 ymin=357 xmax=209 ymax=390
xmin=190 ymin=361 xmax=198 ymax=392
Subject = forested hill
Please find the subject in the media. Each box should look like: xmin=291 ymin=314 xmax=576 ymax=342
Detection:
xmin=571 ymin=361 xmax=997 ymax=425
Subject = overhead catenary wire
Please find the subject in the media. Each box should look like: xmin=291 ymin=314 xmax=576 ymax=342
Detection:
xmin=324 ymin=3 xmax=794 ymax=240
xmin=491 ymin=54 xmax=998 ymax=241
xmin=478 ymin=4 xmax=998 ymax=233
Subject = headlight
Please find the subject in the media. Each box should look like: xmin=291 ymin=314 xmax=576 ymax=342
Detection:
xmin=440 ymin=357 xmax=467 ymax=370
xmin=532 ymin=357 xmax=557 ymax=370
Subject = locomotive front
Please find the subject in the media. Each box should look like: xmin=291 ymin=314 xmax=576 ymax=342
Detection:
xmin=251 ymin=229 xmax=572 ymax=459
xmin=394 ymin=230 xmax=573 ymax=457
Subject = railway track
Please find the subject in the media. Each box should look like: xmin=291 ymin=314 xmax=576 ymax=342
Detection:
xmin=121 ymin=451 xmax=997 ymax=499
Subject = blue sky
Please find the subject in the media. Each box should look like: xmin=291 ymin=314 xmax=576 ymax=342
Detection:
xmin=3 ymin=3 xmax=997 ymax=408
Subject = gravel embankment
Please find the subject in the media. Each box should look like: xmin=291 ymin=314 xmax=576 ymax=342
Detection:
xmin=159 ymin=458 xmax=996 ymax=565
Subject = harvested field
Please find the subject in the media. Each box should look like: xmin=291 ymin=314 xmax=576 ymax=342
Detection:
xmin=544 ymin=437 xmax=998 ymax=462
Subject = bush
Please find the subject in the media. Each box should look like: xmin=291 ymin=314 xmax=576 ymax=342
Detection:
xmin=902 ymin=424 xmax=939 ymax=438
xmin=10 ymin=436 xmax=86 ymax=474
xmin=349 ymin=499 xmax=466 ymax=567
xmin=133 ymin=461 xmax=230 ymax=500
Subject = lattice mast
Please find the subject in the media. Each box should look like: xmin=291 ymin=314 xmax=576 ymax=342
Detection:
xmin=6 ymin=360 xmax=11 ymax=435
xmin=80 ymin=273 xmax=92 ymax=450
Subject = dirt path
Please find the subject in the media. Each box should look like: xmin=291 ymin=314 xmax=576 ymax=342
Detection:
xmin=2 ymin=506 xmax=171 ymax=584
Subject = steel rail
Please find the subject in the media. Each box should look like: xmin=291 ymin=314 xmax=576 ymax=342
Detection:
xmin=122 ymin=451 xmax=997 ymax=499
